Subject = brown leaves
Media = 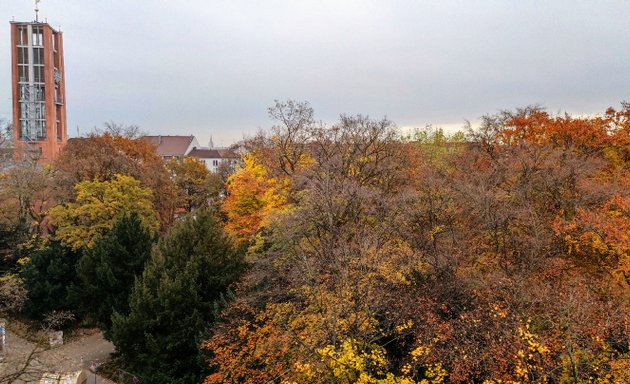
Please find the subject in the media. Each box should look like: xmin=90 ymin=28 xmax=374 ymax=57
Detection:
xmin=206 ymin=102 xmax=630 ymax=383
xmin=53 ymin=133 xmax=178 ymax=227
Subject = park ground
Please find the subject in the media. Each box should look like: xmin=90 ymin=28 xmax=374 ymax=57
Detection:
xmin=1 ymin=323 xmax=116 ymax=384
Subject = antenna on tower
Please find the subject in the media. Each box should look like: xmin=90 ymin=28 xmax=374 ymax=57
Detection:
xmin=34 ymin=0 xmax=41 ymax=22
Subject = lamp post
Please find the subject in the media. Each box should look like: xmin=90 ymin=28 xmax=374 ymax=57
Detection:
xmin=90 ymin=361 xmax=97 ymax=384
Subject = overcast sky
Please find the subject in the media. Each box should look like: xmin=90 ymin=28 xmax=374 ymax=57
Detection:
xmin=1 ymin=0 xmax=629 ymax=146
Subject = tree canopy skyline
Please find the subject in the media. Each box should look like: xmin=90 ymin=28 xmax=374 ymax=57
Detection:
xmin=1 ymin=1 xmax=628 ymax=146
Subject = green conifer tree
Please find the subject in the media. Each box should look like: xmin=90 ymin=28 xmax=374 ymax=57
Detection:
xmin=21 ymin=241 xmax=81 ymax=319
xmin=110 ymin=208 xmax=244 ymax=384
xmin=75 ymin=211 xmax=154 ymax=335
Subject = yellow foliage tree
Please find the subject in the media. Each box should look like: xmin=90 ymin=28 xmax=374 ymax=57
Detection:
xmin=49 ymin=174 xmax=158 ymax=250
xmin=223 ymin=154 xmax=289 ymax=242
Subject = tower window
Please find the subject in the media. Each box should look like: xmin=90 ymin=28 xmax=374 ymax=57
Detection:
xmin=17 ymin=26 xmax=28 ymax=45
xmin=34 ymin=66 xmax=45 ymax=83
xmin=33 ymin=47 xmax=44 ymax=65
xmin=18 ymin=47 xmax=29 ymax=64
xmin=18 ymin=65 xmax=29 ymax=82
xmin=32 ymin=27 xmax=43 ymax=46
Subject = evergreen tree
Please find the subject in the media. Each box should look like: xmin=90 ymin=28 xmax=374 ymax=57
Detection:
xmin=21 ymin=241 xmax=81 ymax=319
xmin=110 ymin=209 xmax=244 ymax=384
xmin=75 ymin=212 xmax=153 ymax=335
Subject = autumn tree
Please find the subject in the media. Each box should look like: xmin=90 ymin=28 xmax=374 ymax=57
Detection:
xmin=265 ymin=99 xmax=315 ymax=176
xmin=205 ymin=101 xmax=629 ymax=383
xmin=206 ymin=109 xmax=428 ymax=383
xmin=49 ymin=174 xmax=158 ymax=250
xmin=0 ymin=119 xmax=12 ymax=164
xmin=0 ymin=160 xmax=53 ymax=261
xmin=95 ymin=121 xmax=146 ymax=139
xmin=167 ymin=157 xmax=222 ymax=212
xmin=53 ymin=129 xmax=178 ymax=226
xmin=0 ymin=272 xmax=27 ymax=316
xmin=222 ymin=100 xmax=319 ymax=242
xmin=111 ymin=208 xmax=244 ymax=384
xmin=440 ymin=104 xmax=630 ymax=381
xmin=223 ymin=154 xmax=289 ymax=242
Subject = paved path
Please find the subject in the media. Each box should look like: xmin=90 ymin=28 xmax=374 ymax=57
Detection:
xmin=46 ymin=331 xmax=115 ymax=372
xmin=1 ymin=328 xmax=116 ymax=383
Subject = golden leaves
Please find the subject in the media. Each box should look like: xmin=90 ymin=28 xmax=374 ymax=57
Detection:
xmin=49 ymin=174 xmax=158 ymax=250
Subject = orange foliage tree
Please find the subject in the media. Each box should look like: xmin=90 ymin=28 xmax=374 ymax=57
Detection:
xmin=53 ymin=132 xmax=178 ymax=227
xmin=223 ymin=154 xmax=289 ymax=242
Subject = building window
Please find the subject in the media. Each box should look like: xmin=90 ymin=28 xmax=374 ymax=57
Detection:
xmin=20 ymin=103 xmax=28 ymax=119
xmin=35 ymin=85 xmax=45 ymax=101
xmin=34 ymin=103 xmax=45 ymax=119
xmin=33 ymin=47 xmax=44 ymax=65
xmin=57 ymin=119 xmax=62 ymax=141
xmin=19 ymin=85 xmax=45 ymax=102
xmin=212 ymin=160 xmax=219 ymax=166
xmin=18 ymin=65 xmax=29 ymax=82
xmin=18 ymin=47 xmax=29 ymax=64
xmin=17 ymin=26 xmax=28 ymax=45
xmin=36 ymin=120 xmax=46 ymax=138
xmin=32 ymin=26 xmax=43 ymax=47
xmin=34 ymin=66 xmax=45 ymax=83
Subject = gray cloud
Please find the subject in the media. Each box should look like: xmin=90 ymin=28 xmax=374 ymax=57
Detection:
xmin=1 ymin=0 xmax=629 ymax=145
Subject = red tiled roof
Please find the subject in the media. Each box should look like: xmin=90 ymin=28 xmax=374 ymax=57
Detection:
xmin=143 ymin=135 xmax=194 ymax=157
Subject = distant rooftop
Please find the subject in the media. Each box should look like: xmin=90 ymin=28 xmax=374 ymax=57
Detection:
xmin=143 ymin=135 xmax=196 ymax=157
xmin=10 ymin=20 xmax=62 ymax=33
xmin=216 ymin=148 xmax=240 ymax=159
xmin=188 ymin=147 xmax=222 ymax=159
xmin=188 ymin=146 xmax=240 ymax=159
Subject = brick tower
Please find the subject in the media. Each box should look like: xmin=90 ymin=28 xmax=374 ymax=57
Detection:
xmin=10 ymin=11 xmax=67 ymax=163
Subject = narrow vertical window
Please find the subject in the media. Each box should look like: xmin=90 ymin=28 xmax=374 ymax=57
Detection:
xmin=32 ymin=27 xmax=43 ymax=46
xmin=18 ymin=27 xmax=28 ymax=45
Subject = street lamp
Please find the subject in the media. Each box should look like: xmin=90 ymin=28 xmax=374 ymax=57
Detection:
xmin=90 ymin=361 xmax=98 ymax=384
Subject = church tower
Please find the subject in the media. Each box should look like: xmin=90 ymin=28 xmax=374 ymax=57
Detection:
xmin=10 ymin=2 xmax=67 ymax=162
